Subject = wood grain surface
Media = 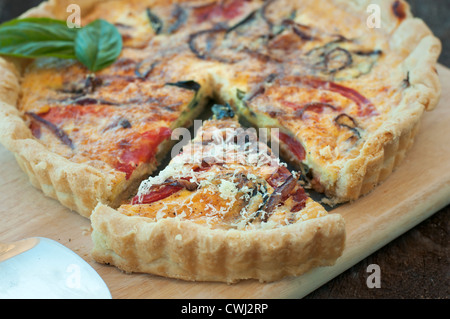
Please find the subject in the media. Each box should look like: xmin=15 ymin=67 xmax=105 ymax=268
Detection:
xmin=1 ymin=59 xmax=449 ymax=298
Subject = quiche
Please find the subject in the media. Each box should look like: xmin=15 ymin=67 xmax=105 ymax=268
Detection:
xmin=91 ymin=104 xmax=346 ymax=283
xmin=0 ymin=0 xmax=441 ymax=282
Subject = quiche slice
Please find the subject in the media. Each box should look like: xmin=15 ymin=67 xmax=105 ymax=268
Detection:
xmin=204 ymin=0 xmax=442 ymax=204
xmin=91 ymin=105 xmax=346 ymax=283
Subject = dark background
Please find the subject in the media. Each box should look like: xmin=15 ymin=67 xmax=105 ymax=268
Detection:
xmin=0 ymin=0 xmax=448 ymax=299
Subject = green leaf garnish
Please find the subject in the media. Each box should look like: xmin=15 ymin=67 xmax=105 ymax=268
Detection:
xmin=146 ymin=8 xmax=163 ymax=35
xmin=74 ymin=19 xmax=122 ymax=72
xmin=0 ymin=18 xmax=77 ymax=59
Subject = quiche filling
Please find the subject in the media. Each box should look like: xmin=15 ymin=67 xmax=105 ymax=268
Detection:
xmin=20 ymin=56 xmax=209 ymax=180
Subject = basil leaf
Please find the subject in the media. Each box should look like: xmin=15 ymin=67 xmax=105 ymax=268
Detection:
xmin=74 ymin=19 xmax=122 ymax=72
xmin=0 ymin=17 xmax=77 ymax=59
xmin=0 ymin=17 xmax=123 ymax=72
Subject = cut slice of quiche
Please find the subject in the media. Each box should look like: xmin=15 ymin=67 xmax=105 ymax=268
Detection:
xmin=91 ymin=104 xmax=345 ymax=283
xmin=14 ymin=38 xmax=211 ymax=217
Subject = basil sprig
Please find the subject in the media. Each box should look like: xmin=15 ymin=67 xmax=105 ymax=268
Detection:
xmin=0 ymin=17 xmax=122 ymax=72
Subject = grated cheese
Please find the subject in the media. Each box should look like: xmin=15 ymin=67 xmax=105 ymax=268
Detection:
xmin=130 ymin=119 xmax=308 ymax=230
xmin=218 ymin=180 xmax=238 ymax=200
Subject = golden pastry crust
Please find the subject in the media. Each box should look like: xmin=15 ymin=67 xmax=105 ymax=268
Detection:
xmin=333 ymin=11 xmax=442 ymax=202
xmin=91 ymin=202 xmax=345 ymax=283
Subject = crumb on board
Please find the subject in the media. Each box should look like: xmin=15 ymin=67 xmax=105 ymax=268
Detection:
xmin=81 ymin=225 xmax=93 ymax=236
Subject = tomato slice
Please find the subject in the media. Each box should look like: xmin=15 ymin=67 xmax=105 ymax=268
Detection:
xmin=193 ymin=160 xmax=212 ymax=172
xmin=194 ymin=0 xmax=246 ymax=23
xmin=290 ymin=187 xmax=308 ymax=212
xmin=39 ymin=105 xmax=107 ymax=123
xmin=299 ymin=77 xmax=377 ymax=117
xmin=279 ymin=77 xmax=377 ymax=117
xmin=278 ymin=132 xmax=306 ymax=161
xmin=116 ymin=127 xmax=172 ymax=179
xmin=327 ymin=81 xmax=377 ymax=117
xmin=266 ymin=166 xmax=291 ymax=188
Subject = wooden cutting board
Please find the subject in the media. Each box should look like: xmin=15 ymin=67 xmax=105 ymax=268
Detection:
xmin=1 ymin=65 xmax=449 ymax=299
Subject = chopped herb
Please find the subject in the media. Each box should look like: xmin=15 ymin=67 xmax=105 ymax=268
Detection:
xmin=165 ymin=80 xmax=201 ymax=92
xmin=167 ymin=4 xmax=187 ymax=34
xmin=135 ymin=59 xmax=158 ymax=79
xmin=334 ymin=113 xmax=361 ymax=139
xmin=212 ymin=103 xmax=235 ymax=120
xmin=226 ymin=10 xmax=257 ymax=34
xmin=236 ymin=89 xmax=246 ymax=100
xmin=118 ymin=118 xmax=132 ymax=129
xmin=146 ymin=8 xmax=163 ymax=34
xmin=402 ymin=71 xmax=411 ymax=88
